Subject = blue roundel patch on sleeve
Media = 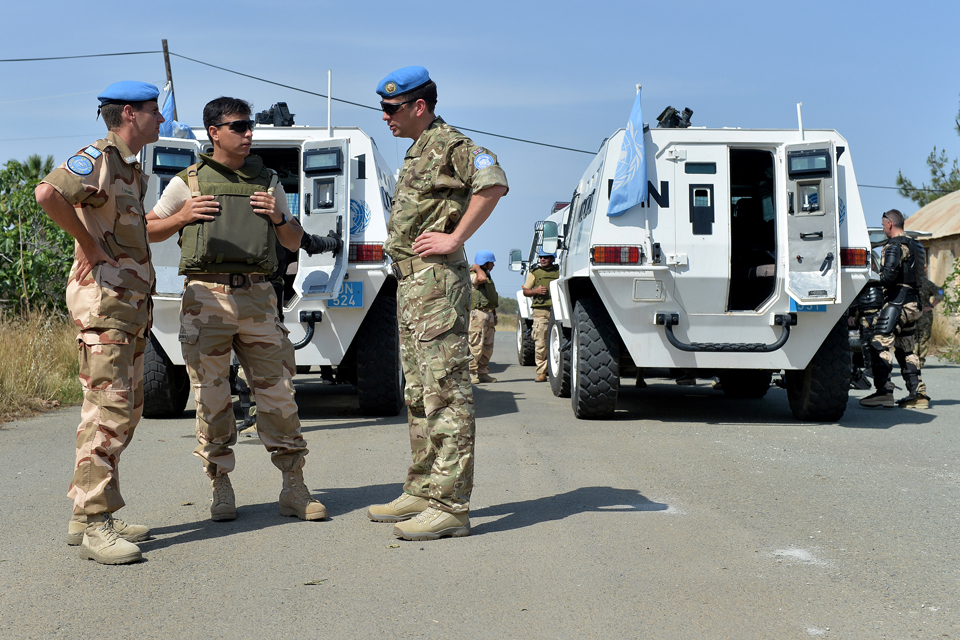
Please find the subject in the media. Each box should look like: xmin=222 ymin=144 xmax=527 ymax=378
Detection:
xmin=66 ymin=155 xmax=94 ymax=176
xmin=474 ymin=153 xmax=494 ymax=170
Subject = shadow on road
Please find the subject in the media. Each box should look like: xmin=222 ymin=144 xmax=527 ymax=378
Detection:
xmin=470 ymin=486 xmax=668 ymax=535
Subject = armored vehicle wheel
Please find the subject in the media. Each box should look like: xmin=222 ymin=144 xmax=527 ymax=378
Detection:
xmin=143 ymin=334 xmax=189 ymax=419
xmin=571 ymin=298 xmax=619 ymax=419
xmin=356 ymin=290 xmax=404 ymax=416
xmin=717 ymin=370 xmax=772 ymax=399
xmin=549 ymin=310 xmax=571 ymax=398
xmin=785 ymin=317 xmax=851 ymax=422
xmin=516 ymin=317 xmax=535 ymax=366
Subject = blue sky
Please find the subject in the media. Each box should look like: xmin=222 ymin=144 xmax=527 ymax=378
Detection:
xmin=3 ymin=0 xmax=959 ymax=292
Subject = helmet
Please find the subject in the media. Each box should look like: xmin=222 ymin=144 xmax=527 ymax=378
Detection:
xmin=538 ymin=248 xmax=556 ymax=258
xmin=474 ymin=250 xmax=496 ymax=265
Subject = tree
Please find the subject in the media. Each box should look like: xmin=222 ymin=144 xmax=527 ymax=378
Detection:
xmin=22 ymin=154 xmax=55 ymax=180
xmin=896 ymin=95 xmax=960 ymax=207
xmin=0 ymin=158 xmax=73 ymax=316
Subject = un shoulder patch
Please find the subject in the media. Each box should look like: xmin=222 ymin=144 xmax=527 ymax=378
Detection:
xmin=474 ymin=153 xmax=494 ymax=170
xmin=66 ymin=155 xmax=94 ymax=176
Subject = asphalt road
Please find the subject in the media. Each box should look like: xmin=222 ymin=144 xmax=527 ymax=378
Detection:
xmin=1 ymin=334 xmax=958 ymax=640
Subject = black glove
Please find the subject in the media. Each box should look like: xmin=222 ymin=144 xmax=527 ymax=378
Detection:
xmin=301 ymin=230 xmax=342 ymax=256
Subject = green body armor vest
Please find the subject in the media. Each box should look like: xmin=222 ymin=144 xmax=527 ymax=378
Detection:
xmin=177 ymin=154 xmax=279 ymax=276
xmin=531 ymin=265 xmax=560 ymax=309
xmin=472 ymin=271 xmax=499 ymax=310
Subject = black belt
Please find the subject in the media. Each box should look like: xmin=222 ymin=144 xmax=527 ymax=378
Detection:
xmin=187 ymin=273 xmax=269 ymax=288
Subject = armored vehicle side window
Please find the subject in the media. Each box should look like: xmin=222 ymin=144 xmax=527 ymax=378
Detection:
xmin=689 ymin=185 xmax=714 ymax=235
xmin=685 ymin=162 xmax=716 ymax=174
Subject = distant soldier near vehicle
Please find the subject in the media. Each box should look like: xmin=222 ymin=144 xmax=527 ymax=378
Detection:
xmin=860 ymin=209 xmax=930 ymax=409
xmin=146 ymin=96 xmax=327 ymax=523
xmin=469 ymin=251 xmax=499 ymax=384
xmin=522 ymin=249 xmax=559 ymax=383
xmin=367 ymin=66 xmax=508 ymax=541
xmin=915 ymin=276 xmax=944 ymax=368
xmin=35 ymin=81 xmax=164 ymax=564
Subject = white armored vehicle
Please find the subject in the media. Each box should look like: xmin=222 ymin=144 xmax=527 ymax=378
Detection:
xmin=511 ymin=107 xmax=871 ymax=421
xmin=140 ymin=103 xmax=403 ymax=418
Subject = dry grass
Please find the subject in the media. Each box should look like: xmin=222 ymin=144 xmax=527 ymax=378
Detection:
xmin=0 ymin=312 xmax=81 ymax=423
xmin=496 ymin=313 xmax=518 ymax=332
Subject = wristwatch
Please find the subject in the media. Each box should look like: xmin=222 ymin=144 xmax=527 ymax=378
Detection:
xmin=274 ymin=213 xmax=288 ymax=227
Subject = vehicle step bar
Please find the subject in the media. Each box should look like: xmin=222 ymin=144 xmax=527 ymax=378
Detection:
xmin=655 ymin=312 xmax=797 ymax=353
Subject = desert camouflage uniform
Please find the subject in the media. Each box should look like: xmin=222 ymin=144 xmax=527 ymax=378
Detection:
xmin=387 ymin=117 xmax=508 ymax=513
xmin=868 ymin=236 xmax=926 ymax=396
xmin=154 ymin=159 xmax=308 ymax=478
xmin=916 ymin=277 xmax=944 ymax=367
xmin=41 ymin=132 xmax=154 ymax=517
xmin=524 ymin=265 xmax=559 ymax=377
xmin=468 ymin=268 xmax=497 ymax=377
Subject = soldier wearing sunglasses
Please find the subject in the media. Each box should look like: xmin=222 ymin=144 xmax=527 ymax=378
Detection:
xmin=146 ymin=97 xmax=327 ymax=524
xmin=366 ymin=66 xmax=508 ymax=541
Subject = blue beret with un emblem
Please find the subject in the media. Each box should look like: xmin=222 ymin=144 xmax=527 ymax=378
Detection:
xmin=97 ymin=81 xmax=160 ymax=105
xmin=377 ymin=66 xmax=431 ymax=98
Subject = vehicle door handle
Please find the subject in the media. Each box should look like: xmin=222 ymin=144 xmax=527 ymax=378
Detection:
xmin=304 ymin=193 xmax=311 ymax=216
xmin=800 ymin=231 xmax=823 ymax=239
xmin=819 ymin=252 xmax=834 ymax=274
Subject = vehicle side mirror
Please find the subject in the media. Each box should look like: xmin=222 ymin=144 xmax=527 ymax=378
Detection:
xmin=541 ymin=221 xmax=559 ymax=255
xmin=508 ymin=248 xmax=525 ymax=272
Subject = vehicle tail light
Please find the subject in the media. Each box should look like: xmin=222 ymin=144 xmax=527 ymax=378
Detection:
xmin=590 ymin=245 xmax=642 ymax=265
xmin=348 ymin=243 xmax=384 ymax=263
xmin=840 ymin=247 xmax=869 ymax=268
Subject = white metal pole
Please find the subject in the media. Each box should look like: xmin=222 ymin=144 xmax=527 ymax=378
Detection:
xmin=797 ymin=102 xmax=804 ymax=141
xmin=327 ymin=70 xmax=332 ymax=137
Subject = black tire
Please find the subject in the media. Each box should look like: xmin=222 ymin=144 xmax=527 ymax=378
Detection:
xmin=570 ymin=298 xmax=619 ymax=419
xmin=548 ymin=310 xmax=571 ymax=398
xmin=717 ymin=370 xmax=772 ymax=399
xmin=516 ymin=317 xmax=535 ymax=366
xmin=142 ymin=334 xmax=189 ymax=419
xmin=786 ymin=317 xmax=851 ymax=422
xmin=356 ymin=290 xmax=404 ymax=416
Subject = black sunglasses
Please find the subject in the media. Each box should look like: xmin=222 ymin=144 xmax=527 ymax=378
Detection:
xmin=380 ymin=98 xmax=418 ymax=116
xmin=213 ymin=119 xmax=256 ymax=133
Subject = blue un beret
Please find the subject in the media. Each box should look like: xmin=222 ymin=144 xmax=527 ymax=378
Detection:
xmin=376 ymin=66 xmax=431 ymax=98
xmin=97 ymin=81 xmax=160 ymax=105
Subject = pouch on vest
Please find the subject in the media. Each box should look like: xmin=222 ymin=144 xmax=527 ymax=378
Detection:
xmin=178 ymin=157 xmax=279 ymax=275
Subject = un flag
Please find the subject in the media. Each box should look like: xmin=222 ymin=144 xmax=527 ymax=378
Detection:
xmin=608 ymin=88 xmax=648 ymax=217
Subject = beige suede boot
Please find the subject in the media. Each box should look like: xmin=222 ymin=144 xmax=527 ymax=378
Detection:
xmin=210 ymin=474 xmax=236 ymax=522
xmin=79 ymin=514 xmax=142 ymax=565
xmin=279 ymin=468 xmax=327 ymax=520
xmin=67 ymin=512 xmax=150 ymax=546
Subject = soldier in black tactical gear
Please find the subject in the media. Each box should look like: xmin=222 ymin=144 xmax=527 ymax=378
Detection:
xmin=860 ymin=209 xmax=930 ymax=409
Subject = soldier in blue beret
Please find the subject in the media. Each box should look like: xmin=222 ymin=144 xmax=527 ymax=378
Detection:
xmin=367 ymin=66 xmax=509 ymax=541
xmin=35 ymin=82 xmax=163 ymax=564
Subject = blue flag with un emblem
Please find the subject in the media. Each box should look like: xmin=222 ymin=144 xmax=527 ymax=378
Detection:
xmin=607 ymin=88 xmax=647 ymax=217
xmin=158 ymin=82 xmax=196 ymax=139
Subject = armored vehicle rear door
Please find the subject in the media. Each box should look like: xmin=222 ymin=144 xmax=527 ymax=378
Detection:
xmin=782 ymin=141 xmax=840 ymax=304
xmin=294 ymin=139 xmax=351 ymax=301
xmin=670 ymin=145 xmax=731 ymax=314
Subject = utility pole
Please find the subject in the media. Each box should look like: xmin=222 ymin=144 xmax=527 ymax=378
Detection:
xmin=162 ymin=39 xmax=177 ymax=120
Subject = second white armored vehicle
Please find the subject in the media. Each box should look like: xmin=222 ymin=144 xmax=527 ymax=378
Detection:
xmin=511 ymin=109 xmax=872 ymax=421
xmin=140 ymin=103 xmax=402 ymax=418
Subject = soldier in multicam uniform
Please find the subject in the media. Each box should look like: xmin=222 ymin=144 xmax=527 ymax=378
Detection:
xmin=860 ymin=209 xmax=931 ymax=409
xmin=366 ymin=66 xmax=508 ymax=541
xmin=915 ymin=276 xmax=944 ymax=368
xmin=35 ymin=81 xmax=164 ymax=564
xmin=146 ymin=97 xmax=327 ymax=523
xmin=522 ymin=249 xmax=559 ymax=383
xmin=469 ymin=250 xmax=499 ymax=384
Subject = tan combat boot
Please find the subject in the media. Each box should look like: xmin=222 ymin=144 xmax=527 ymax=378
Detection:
xmin=67 ymin=512 xmax=150 ymax=546
xmin=898 ymin=393 xmax=930 ymax=409
xmin=534 ymin=374 xmax=547 ymax=382
xmin=477 ymin=373 xmax=498 ymax=383
xmin=470 ymin=373 xmax=480 ymax=384
xmin=279 ymin=468 xmax=327 ymax=520
xmin=79 ymin=514 xmax=142 ymax=565
xmin=210 ymin=474 xmax=236 ymax=522
xmin=393 ymin=506 xmax=470 ymax=541
xmin=367 ymin=493 xmax=429 ymax=522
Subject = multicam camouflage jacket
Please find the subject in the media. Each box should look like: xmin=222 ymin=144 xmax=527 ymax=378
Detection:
xmin=385 ymin=117 xmax=509 ymax=261
xmin=41 ymin=131 xmax=154 ymax=336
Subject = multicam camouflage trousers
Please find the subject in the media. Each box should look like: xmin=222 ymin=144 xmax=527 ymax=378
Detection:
xmin=179 ymin=280 xmax=308 ymax=478
xmin=867 ymin=300 xmax=925 ymax=396
xmin=531 ymin=308 xmax=551 ymax=377
xmin=915 ymin=311 xmax=934 ymax=367
xmin=468 ymin=308 xmax=496 ymax=375
xmin=69 ymin=329 xmax=145 ymax=516
xmin=397 ymin=262 xmax=475 ymax=514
